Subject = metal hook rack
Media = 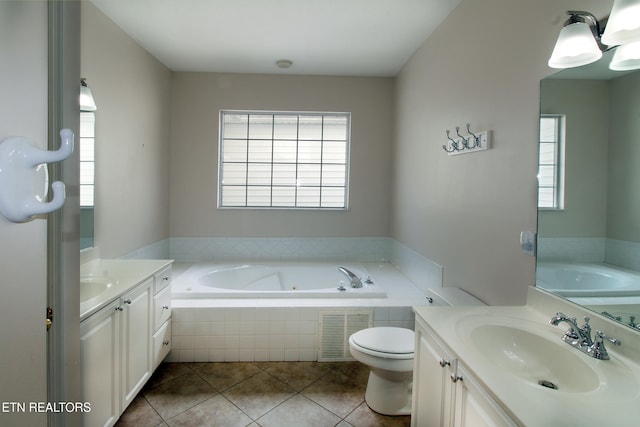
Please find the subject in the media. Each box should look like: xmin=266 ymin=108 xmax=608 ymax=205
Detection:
xmin=442 ymin=124 xmax=490 ymax=156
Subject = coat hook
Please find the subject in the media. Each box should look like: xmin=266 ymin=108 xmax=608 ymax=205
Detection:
xmin=442 ymin=130 xmax=457 ymax=153
xmin=466 ymin=123 xmax=480 ymax=148
xmin=456 ymin=126 xmax=469 ymax=149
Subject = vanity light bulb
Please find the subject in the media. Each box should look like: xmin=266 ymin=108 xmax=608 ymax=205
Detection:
xmin=548 ymin=22 xmax=603 ymax=68
xmin=601 ymin=0 xmax=640 ymax=46
xmin=610 ymin=41 xmax=640 ymax=70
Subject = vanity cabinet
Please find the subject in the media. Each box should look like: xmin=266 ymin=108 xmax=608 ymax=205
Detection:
xmin=81 ymin=264 xmax=172 ymax=427
xmin=412 ymin=317 xmax=516 ymax=427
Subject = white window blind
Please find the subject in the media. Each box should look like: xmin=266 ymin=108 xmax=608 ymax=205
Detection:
xmin=538 ymin=114 xmax=565 ymax=209
xmin=79 ymin=112 xmax=95 ymax=207
xmin=218 ymin=111 xmax=350 ymax=209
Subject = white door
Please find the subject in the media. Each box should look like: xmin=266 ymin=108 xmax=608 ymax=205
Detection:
xmin=0 ymin=2 xmax=50 ymax=426
xmin=0 ymin=2 xmax=80 ymax=426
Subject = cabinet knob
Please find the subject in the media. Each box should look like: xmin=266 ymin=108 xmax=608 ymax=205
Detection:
xmin=439 ymin=359 xmax=451 ymax=367
xmin=162 ymin=340 xmax=170 ymax=346
xmin=115 ymin=306 xmax=123 ymax=312
xmin=450 ymin=373 xmax=463 ymax=383
xmin=162 ymin=305 xmax=169 ymax=310
xmin=123 ymin=299 xmax=132 ymax=305
xmin=162 ymin=276 xmax=170 ymax=281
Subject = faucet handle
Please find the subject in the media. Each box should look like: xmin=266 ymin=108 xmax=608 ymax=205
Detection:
xmin=580 ymin=316 xmax=593 ymax=345
xmin=588 ymin=330 xmax=622 ymax=360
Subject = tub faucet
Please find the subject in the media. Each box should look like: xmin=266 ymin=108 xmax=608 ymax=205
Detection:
xmin=338 ymin=267 xmax=362 ymax=288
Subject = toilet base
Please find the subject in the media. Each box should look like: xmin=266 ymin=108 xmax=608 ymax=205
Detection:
xmin=364 ymin=368 xmax=412 ymax=416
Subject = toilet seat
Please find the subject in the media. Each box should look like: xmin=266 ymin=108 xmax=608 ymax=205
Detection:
xmin=350 ymin=327 xmax=414 ymax=359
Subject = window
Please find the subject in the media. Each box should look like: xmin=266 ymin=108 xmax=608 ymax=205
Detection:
xmin=79 ymin=112 xmax=95 ymax=207
xmin=218 ymin=111 xmax=350 ymax=209
xmin=538 ymin=114 xmax=565 ymax=209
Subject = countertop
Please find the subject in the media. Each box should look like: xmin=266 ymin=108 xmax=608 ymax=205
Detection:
xmin=80 ymin=259 xmax=173 ymax=321
xmin=413 ymin=299 xmax=640 ymax=427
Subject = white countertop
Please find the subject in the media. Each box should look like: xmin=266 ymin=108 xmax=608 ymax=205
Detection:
xmin=80 ymin=259 xmax=173 ymax=320
xmin=413 ymin=301 xmax=640 ymax=427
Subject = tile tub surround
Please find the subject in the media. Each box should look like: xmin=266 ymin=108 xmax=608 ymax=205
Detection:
xmin=168 ymin=262 xmax=426 ymax=363
xmin=115 ymin=361 xmax=411 ymax=426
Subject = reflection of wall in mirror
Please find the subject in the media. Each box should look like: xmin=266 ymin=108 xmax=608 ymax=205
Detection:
xmin=538 ymin=71 xmax=640 ymax=272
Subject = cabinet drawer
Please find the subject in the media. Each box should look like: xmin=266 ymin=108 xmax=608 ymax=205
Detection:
xmin=154 ymin=284 xmax=171 ymax=330
xmin=152 ymin=320 xmax=171 ymax=369
xmin=154 ymin=267 xmax=172 ymax=294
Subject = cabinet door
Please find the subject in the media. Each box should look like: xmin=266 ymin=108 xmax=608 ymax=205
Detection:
xmin=453 ymin=364 xmax=516 ymax=427
xmin=152 ymin=319 xmax=172 ymax=369
xmin=412 ymin=324 xmax=456 ymax=427
xmin=121 ymin=278 xmax=153 ymax=408
xmin=81 ymin=300 xmax=120 ymax=427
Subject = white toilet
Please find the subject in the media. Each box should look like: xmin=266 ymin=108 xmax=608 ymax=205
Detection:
xmin=349 ymin=287 xmax=484 ymax=416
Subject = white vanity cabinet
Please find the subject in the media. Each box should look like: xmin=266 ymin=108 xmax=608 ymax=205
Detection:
xmin=80 ymin=261 xmax=172 ymax=427
xmin=80 ymin=299 xmax=121 ymax=427
xmin=120 ymin=278 xmax=153 ymax=408
xmin=152 ymin=266 xmax=172 ymax=369
xmin=412 ymin=317 xmax=516 ymax=427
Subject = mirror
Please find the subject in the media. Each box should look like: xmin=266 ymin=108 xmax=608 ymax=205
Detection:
xmin=537 ymin=48 xmax=640 ymax=333
xmin=79 ymin=111 xmax=95 ymax=250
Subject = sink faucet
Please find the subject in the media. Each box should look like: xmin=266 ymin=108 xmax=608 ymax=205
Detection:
xmin=549 ymin=312 xmax=621 ymax=360
xmin=338 ymin=267 xmax=362 ymax=288
xmin=549 ymin=312 xmax=592 ymax=345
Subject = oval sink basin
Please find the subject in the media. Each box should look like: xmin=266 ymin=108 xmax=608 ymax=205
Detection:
xmin=465 ymin=323 xmax=599 ymax=393
xmin=80 ymin=277 xmax=113 ymax=302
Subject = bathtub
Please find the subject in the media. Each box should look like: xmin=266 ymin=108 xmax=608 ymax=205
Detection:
xmin=536 ymin=262 xmax=640 ymax=297
xmin=172 ymin=261 xmax=387 ymax=298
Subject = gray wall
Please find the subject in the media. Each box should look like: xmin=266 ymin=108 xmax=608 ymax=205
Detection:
xmin=82 ymin=0 xmax=616 ymax=304
xmin=169 ymin=73 xmax=394 ymax=238
xmin=539 ymin=79 xmax=610 ymax=238
xmin=608 ymin=71 xmax=640 ymax=242
xmin=390 ymin=0 xmax=612 ymax=305
xmin=81 ymin=2 xmax=171 ymax=258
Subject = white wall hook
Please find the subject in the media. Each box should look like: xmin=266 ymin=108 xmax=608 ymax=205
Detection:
xmin=0 ymin=129 xmax=74 ymax=223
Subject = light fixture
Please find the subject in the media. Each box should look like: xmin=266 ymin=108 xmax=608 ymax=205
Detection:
xmin=80 ymin=78 xmax=97 ymax=111
xmin=601 ymin=0 xmax=640 ymax=46
xmin=609 ymin=40 xmax=640 ymax=70
xmin=548 ymin=11 xmax=603 ymax=69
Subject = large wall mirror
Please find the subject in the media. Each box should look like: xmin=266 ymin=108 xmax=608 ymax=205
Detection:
xmin=537 ymin=48 xmax=640 ymax=333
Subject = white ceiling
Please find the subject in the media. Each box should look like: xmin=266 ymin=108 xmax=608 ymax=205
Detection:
xmin=89 ymin=0 xmax=461 ymax=77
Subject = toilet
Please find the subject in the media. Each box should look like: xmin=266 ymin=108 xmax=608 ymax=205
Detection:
xmin=349 ymin=287 xmax=484 ymax=416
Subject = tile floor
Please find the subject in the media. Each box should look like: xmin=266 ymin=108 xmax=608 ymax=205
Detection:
xmin=115 ymin=361 xmax=411 ymax=427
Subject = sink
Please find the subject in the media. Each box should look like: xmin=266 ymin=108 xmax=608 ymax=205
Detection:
xmin=80 ymin=277 xmax=113 ymax=302
xmin=459 ymin=319 xmax=600 ymax=393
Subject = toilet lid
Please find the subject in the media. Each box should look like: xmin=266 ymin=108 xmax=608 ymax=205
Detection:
xmin=351 ymin=327 xmax=414 ymax=355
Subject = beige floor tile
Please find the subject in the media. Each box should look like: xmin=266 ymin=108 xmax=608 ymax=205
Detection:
xmin=344 ymin=402 xmax=411 ymax=427
xmin=145 ymin=363 xmax=193 ymax=390
xmin=166 ymin=395 xmax=253 ymax=427
xmin=257 ymin=394 xmax=342 ymax=427
xmin=114 ymin=395 xmax=164 ymax=427
xmin=264 ymin=361 xmax=332 ymax=391
xmin=143 ymin=372 xmax=218 ymax=420
xmin=223 ymin=371 xmax=295 ymax=419
xmin=301 ymin=369 xmax=366 ymax=418
xmin=194 ymin=362 xmax=262 ymax=391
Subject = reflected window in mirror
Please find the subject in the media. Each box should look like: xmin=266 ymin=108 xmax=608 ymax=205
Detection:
xmin=538 ymin=114 xmax=565 ymax=210
xmin=80 ymin=112 xmax=95 ymax=249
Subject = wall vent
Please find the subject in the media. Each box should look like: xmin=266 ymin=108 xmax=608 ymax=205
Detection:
xmin=317 ymin=310 xmax=373 ymax=362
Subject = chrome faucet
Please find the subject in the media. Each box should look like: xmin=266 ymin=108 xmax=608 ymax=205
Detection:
xmin=549 ymin=312 xmax=621 ymax=360
xmin=338 ymin=267 xmax=362 ymax=288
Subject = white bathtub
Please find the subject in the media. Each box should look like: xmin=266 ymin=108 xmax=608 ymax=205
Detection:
xmin=172 ymin=262 xmax=387 ymax=298
xmin=536 ymin=262 xmax=640 ymax=297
